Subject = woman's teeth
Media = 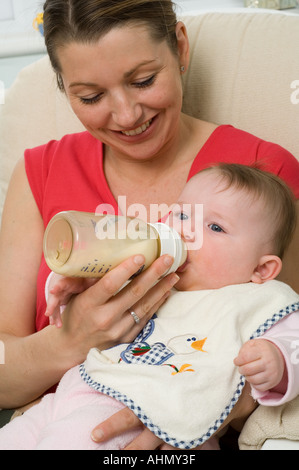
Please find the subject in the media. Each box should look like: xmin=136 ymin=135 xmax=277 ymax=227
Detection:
xmin=121 ymin=119 xmax=152 ymax=136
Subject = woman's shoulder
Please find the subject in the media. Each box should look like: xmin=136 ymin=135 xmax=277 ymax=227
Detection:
xmin=24 ymin=131 xmax=105 ymax=216
xmin=27 ymin=131 xmax=97 ymax=155
xmin=208 ymin=124 xmax=296 ymax=161
xmin=216 ymin=125 xmax=299 ymax=197
xmin=25 ymin=131 xmax=102 ymax=171
xmin=189 ymin=121 xmax=299 ymax=197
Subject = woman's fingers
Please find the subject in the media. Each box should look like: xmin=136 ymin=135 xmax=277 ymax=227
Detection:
xmin=91 ymin=407 xmax=163 ymax=450
xmin=91 ymin=407 xmax=142 ymax=443
xmin=115 ymin=290 xmax=172 ymax=344
xmin=86 ymin=254 xmax=147 ymax=304
xmin=61 ymin=254 xmax=179 ymax=355
xmin=124 ymin=427 xmax=163 ymax=450
xmin=86 ymin=254 xmax=175 ymax=306
xmin=112 ymin=255 xmax=178 ymax=315
xmin=82 ymin=254 xmax=178 ymax=328
xmin=102 ymin=257 xmax=179 ymax=343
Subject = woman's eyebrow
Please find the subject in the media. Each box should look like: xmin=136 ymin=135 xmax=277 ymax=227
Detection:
xmin=124 ymin=59 xmax=157 ymax=78
xmin=69 ymin=59 xmax=158 ymax=88
xmin=69 ymin=81 xmax=98 ymax=88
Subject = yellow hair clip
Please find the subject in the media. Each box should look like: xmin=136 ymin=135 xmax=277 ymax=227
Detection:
xmin=33 ymin=13 xmax=44 ymax=36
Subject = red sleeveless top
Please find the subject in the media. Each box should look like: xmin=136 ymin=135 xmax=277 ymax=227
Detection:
xmin=24 ymin=125 xmax=299 ymax=331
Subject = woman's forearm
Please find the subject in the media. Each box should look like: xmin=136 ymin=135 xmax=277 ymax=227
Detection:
xmin=0 ymin=255 xmax=178 ymax=409
xmin=0 ymin=326 xmax=81 ymax=409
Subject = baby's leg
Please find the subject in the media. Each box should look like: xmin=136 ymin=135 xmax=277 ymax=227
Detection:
xmin=0 ymin=393 xmax=57 ymax=450
xmin=35 ymin=398 xmax=141 ymax=450
xmin=34 ymin=366 xmax=141 ymax=450
xmin=0 ymin=366 xmax=140 ymax=450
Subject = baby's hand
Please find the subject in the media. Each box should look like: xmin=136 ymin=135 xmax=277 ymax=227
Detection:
xmin=45 ymin=273 xmax=97 ymax=328
xmin=234 ymin=339 xmax=286 ymax=393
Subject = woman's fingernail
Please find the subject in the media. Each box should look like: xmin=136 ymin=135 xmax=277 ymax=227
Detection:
xmin=134 ymin=255 xmax=145 ymax=266
xmin=170 ymin=274 xmax=180 ymax=286
xmin=91 ymin=429 xmax=104 ymax=442
xmin=164 ymin=256 xmax=174 ymax=267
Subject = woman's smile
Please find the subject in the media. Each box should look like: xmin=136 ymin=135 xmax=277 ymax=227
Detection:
xmin=113 ymin=116 xmax=158 ymax=144
xmin=59 ymin=25 xmax=184 ymax=162
xmin=120 ymin=118 xmax=153 ymax=136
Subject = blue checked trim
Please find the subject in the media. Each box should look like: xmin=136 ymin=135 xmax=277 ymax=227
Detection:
xmin=120 ymin=343 xmax=173 ymax=365
xmin=250 ymin=302 xmax=299 ymax=339
xmin=79 ymin=301 xmax=299 ymax=449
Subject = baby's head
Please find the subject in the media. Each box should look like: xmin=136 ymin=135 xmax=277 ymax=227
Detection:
xmin=169 ymin=163 xmax=297 ymax=291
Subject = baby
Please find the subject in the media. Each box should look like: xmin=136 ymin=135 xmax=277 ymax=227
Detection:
xmin=0 ymin=163 xmax=298 ymax=450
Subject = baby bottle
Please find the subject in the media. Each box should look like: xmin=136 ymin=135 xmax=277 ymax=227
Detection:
xmin=43 ymin=211 xmax=187 ymax=278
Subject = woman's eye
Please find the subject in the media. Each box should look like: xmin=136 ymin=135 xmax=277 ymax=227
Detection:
xmin=79 ymin=94 xmax=102 ymax=105
xmin=134 ymin=74 xmax=156 ymax=89
xmin=209 ymin=223 xmax=224 ymax=233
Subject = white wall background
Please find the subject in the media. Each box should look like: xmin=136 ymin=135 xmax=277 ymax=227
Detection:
xmin=0 ymin=0 xmax=298 ymax=88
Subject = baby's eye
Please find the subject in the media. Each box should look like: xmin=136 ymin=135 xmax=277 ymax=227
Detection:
xmin=178 ymin=212 xmax=189 ymax=221
xmin=209 ymin=223 xmax=224 ymax=233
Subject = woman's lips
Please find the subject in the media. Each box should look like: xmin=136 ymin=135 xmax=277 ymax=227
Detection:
xmin=121 ymin=118 xmax=153 ymax=136
xmin=113 ymin=116 xmax=157 ymax=141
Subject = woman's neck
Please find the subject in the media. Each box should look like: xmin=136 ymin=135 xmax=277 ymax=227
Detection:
xmin=103 ymin=117 xmax=217 ymax=221
xmin=105 ymin=113 xmax=195 ymax=182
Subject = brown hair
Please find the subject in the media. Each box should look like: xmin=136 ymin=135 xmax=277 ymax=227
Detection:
xmin=43 ymin=0 xmax=178 ymax=89
xmin=205 ymin=163 xmax=297 ymax=259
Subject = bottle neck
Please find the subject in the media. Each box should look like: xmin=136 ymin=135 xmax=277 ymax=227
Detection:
xmin=149 ymin=223 xmax=187 ymax=274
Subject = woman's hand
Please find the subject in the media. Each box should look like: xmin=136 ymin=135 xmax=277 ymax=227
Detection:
xmin=57 ymin=254 xmax=179 ymax=366
xmin=91 ymin=407 xmax=174 ymax=450
xmin=91 ymin=407 xmax=203 ymax=450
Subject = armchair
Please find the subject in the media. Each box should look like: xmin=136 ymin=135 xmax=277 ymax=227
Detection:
xmin=0 ymin=10 xmax=298 ymax=450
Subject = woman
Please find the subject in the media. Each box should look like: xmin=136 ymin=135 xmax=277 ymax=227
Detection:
xmin=0 ymin=0 xmax=298 ymax=448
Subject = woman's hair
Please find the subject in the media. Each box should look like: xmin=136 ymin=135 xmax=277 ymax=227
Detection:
xmin=43 ymin=0 xmax=178 ymax=89
xmin=204 ymin=163 xmax=297 ymax=259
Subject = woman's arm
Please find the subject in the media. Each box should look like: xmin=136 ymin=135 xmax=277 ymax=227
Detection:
xmin=0 ymin=159 xmax=69 ymax=407
xmin=278 ymin=201 xmax=299 ymax=293
xmin=0 ymin=160 xmax=178 ymax=408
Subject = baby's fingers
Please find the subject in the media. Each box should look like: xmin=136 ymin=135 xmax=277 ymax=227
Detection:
xmin=45 ymin=294 xmax=63 ymax=327
xmin=234 ymin=340 xmax=261 ymax=367
xmin=45 ymin=294 xmax=60 ymax=317
xmin=48 ymin=312 xmax=63 ymax=328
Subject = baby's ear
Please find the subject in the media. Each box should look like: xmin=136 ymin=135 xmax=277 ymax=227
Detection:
xmin=251 ymin=255 xmax=282 ymax=284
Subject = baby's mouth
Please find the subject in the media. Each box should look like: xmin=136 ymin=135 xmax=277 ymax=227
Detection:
xmin=176 ymin=254 xmax=189 ymax=273
xmin=121 ymin=118 xmax=153 ymax=136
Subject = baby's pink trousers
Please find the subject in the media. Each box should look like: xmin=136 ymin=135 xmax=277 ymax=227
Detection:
xmin=0 ymin=366 xmax=140 ymax=450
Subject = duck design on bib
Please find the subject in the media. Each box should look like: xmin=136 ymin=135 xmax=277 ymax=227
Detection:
xmin=119 ymin=318 xmax=207 ymax=366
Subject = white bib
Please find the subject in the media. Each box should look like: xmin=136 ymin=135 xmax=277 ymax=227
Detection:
xmin=80 ymin=280 xmax=299 ymax=449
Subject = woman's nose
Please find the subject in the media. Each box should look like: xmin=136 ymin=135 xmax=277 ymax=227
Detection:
xmin=110 ymin=91 xmax=143 ymax=129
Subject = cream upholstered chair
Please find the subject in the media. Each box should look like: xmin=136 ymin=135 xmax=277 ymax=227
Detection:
xmin=0 ymin=11 xmax=298 ymax=449
xmin=1 ymin=11 xmax=299 ymax=216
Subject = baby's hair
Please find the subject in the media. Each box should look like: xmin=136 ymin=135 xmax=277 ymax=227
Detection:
xmin=201 ymin=163 xmax=297 ymax=259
